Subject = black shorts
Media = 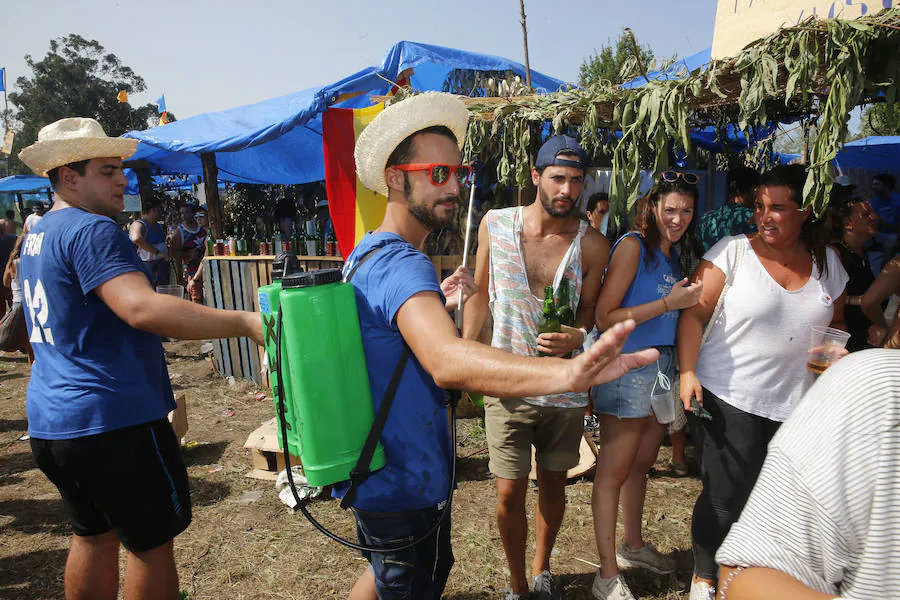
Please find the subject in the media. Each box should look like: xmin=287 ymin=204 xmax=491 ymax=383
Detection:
xmin=31 ymin=418 xmax=192 ymax=553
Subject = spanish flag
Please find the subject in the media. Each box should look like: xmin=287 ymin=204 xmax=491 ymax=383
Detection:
xmin=322 ymin=103 xmax=388 ymax=258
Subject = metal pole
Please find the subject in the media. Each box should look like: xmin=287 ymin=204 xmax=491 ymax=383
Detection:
xmin=455 ymin=180 xmax=477 ymax=330
xmin=519 ymin=0 xmax=533 ymax=89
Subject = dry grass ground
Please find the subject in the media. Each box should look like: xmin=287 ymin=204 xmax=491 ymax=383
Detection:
xmin=0 ymin=342 xmax=700 ymax=599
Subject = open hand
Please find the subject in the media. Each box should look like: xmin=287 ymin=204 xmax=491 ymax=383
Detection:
xmin=566 ymin=320 xmax=659 ymax=391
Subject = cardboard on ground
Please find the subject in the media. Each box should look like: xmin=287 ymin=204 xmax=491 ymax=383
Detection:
xmin=711 ymin=0 xmax=899 ymax=60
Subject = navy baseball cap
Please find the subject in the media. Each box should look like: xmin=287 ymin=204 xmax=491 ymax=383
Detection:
xmin=535 ymin=135 xmax=588 ymax=171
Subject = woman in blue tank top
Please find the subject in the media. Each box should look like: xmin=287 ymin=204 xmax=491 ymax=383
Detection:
xmin=587 ymin=174 xmax=703 ymax=600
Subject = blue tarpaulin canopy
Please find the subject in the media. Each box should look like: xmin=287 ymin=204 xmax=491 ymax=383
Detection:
xmin=0 ymin=175 xmax=51 ymax=193
xmin=835 ymin=136 xmax=900 ymax=173
xmin=125 ymin=41 xmax=567 ymax=185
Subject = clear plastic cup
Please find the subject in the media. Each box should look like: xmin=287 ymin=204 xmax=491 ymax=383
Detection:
xmin=808 ymin=325 xmax=851 ymax=375
xmin=156 ymin=285 xmax=185 ymax=300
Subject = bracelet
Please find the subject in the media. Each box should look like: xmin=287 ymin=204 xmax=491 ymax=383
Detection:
xmin=718 ymin=565 xmax=745 ymax=599
xmin=662 ymin=297 xmax=669 ymax=312
xmin=577 ymin=327 xmax=588 ymax=343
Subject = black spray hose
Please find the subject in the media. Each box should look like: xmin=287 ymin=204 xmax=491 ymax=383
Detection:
xmin=274 ymin=306 xmax=457 ymax=553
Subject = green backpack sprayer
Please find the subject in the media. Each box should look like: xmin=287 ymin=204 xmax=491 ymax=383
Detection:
xmin=257 ymin=250 xmax=459 ymax=553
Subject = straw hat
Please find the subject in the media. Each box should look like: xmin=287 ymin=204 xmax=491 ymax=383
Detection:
xmin=18 ymin=117 xmax=138 ymax=177
xmin=355 ymin=92 xmax=469 ymax=197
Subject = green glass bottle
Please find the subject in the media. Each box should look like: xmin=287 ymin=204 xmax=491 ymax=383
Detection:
xmin=556 ymin=278 xmax=575 ymax=327
xmin=537 ymin=285 xmax=560 ymax=356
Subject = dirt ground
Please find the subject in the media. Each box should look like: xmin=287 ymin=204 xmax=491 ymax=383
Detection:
xmin=0 ymin=341 xmax=701 ymax=600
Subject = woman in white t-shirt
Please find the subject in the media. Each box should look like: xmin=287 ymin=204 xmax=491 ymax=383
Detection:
xmin=676 ymin=165 xmax=849 ymax=600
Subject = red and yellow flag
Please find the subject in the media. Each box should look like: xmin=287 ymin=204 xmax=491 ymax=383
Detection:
xmin=322 ymin=103 xmax=388 ymax=259
xmin=322 ymin=71 xmax=412 ymax=258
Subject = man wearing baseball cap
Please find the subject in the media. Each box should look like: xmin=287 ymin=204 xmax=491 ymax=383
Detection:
xmin=463 ymin=135 xmax=611 ymax=599
xmin=343 ymin=97 xmax=652 ymax=600
xmin=18 ymin=117 xmax=263 ymax=600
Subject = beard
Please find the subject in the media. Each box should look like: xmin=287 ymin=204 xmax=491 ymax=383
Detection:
xmin=404 ymin=174 xmax=457 ymax=231
xmin=538 ymin=184 xmax=577 ymax=218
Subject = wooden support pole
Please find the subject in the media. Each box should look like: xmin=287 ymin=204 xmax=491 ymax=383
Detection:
xmin=201 ymin=152 xmax=224 ymax=239
xmin=135 ymin=167 xmax=153 ymax=211
xmin=519 ymin=0 xmax=533 ymax=89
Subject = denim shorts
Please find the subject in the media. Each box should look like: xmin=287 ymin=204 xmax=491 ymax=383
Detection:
xmin=591 ymin=346 xmax=675 ymax=419
xmin=353 ymin=504 xmax=454 ymax=600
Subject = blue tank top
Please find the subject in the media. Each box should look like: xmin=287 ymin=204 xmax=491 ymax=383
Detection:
xmin=613 ymin=233 xmax=680 ymax=353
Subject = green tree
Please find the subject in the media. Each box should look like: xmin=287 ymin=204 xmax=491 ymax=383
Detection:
xmin=7 ymin=34 xmax=158 ymax=173
xmin=861 ymin=103 xmax=900 ymax=136
xmin=578 ymin=30 xmax=654 ymax=87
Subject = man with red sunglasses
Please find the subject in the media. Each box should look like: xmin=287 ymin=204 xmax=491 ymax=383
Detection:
xmin=342 ymin=94 xmax=656 ymax=600
xmin=463 ymin=135 xmax=611 ymax=600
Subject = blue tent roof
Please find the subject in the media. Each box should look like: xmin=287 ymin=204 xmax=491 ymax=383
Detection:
xmin=836 ymin=136 xmax=900 ymax=173
xmin=621 ymin=48 xmax=712 ymax=89
xmin=125 ymin=41 xmax=567 ymax=185
xmin=0 ymin=175 xmax=51 ymax=193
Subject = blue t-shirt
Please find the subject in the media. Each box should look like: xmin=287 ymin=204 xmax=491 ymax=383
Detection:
xmin=333 ymin=232 xmax=453 ymax=512
xmin=613 ymin=233 xmax=680 ymax=353
xmin=20 ymin=208 xmax=175 ymax=440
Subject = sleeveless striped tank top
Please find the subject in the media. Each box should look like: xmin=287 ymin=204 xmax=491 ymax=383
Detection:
xmin=486 ymin=206 xmax=588 ymax=408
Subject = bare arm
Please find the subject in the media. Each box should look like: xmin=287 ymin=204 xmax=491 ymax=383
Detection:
xmin=595 ymin=236 xmax=702 ymax=331
xmin=2 ymin=259 xmax=14 ymax=289
xmin=398 ymin=291 xmax=658 ymax=397
xmin=861 ymin=257 xmax=900 ymax=335
xmin=677 ymin=260 xmax=726 ymax=409
xmin=94 ymin=271 xmax=263 ymax=345
xmin=461 ymin=218 xmax=491 ymax=341
xmin=718 ymin=567 xmax=838 ymax=600
xmin=129 ymin=221 xmax=166 ymax=258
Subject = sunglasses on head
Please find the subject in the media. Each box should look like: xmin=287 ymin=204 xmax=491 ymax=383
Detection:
xmin=660 ymin=170 xmax=699 ymax=185
xmin=392 ymin=163 xmax=473 ymax=187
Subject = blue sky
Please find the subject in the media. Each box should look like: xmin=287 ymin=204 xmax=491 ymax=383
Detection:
xmin=2 ymin=0 xmax=716 ymax=119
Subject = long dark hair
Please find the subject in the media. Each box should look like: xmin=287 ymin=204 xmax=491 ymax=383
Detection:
xmin=632 ymin=177 xmax=702 ymax=278
xmin=4 ymin=235 xmax=25 ymax=282
xmin=757 ymin=165 xmax=829 ymax=277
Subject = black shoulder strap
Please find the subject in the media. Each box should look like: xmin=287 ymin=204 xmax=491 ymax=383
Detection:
xmin=340 ymin=244 xmax=411 ymax=509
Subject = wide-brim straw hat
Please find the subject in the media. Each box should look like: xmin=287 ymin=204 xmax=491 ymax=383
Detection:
xmin=355 ymin=92 xmax=469 ymax=197
xmin=19 ymin=117 xmax=138 ymax=177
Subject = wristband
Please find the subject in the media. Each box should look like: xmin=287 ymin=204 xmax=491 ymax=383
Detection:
xmin=662 ymin=297 xmax=669 ymax=312
xmin=577 ymin=327 xmax=588 ymax=343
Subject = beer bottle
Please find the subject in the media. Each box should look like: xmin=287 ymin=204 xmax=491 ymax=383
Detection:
xmin=556 ymin=278 xmax=575 ymax=327
xmin=537 ymin=286 xmax=560 ymax=356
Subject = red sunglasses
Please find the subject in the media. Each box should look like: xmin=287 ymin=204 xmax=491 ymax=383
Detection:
xmin=392 ymin=163 xmax=473 ymax=186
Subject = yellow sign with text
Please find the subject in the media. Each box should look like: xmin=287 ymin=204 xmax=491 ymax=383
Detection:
xmin=712 ymin=0 xmax=899 ymax=59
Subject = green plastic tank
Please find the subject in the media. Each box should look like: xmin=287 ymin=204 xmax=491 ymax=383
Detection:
xmin=259 ymin=264 xmax=385 ymax=487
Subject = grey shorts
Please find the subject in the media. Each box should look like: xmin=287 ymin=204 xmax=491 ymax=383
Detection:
xmin=484 ymin=396 xmax=584 ymax=479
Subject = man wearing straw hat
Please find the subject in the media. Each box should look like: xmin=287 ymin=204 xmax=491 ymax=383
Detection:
xmin=18 ymin=117 xmax=263 ymax=600
xmin=343 ymin=92 xmax=657 ymax=600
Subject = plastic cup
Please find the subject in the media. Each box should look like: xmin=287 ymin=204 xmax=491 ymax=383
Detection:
xmin=156 ymin=285 xmax=185 ymax=300
xmin=808 ymin=325 xmax=851 ymax=375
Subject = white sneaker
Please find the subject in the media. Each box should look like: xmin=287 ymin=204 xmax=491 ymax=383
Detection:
xmin=616 ymin=541 xmax=677 ymax=574
xmin=591 ymin=572 xmax=635 ymax=600
xmin=689 ymin=579 xmax=715 ymax=600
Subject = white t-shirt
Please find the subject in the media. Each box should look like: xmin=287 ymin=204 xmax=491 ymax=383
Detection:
xmin=695 ymin=235 xmax=848 ymax=422
xmin=717 ymin=349 xmax=900 ymax=599
xmin=24 ymin=213 xmax=42 ymax=233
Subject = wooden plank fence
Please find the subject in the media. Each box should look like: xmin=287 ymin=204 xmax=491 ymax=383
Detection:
xmin=204 ymin=254 xmax=474 ymax=386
